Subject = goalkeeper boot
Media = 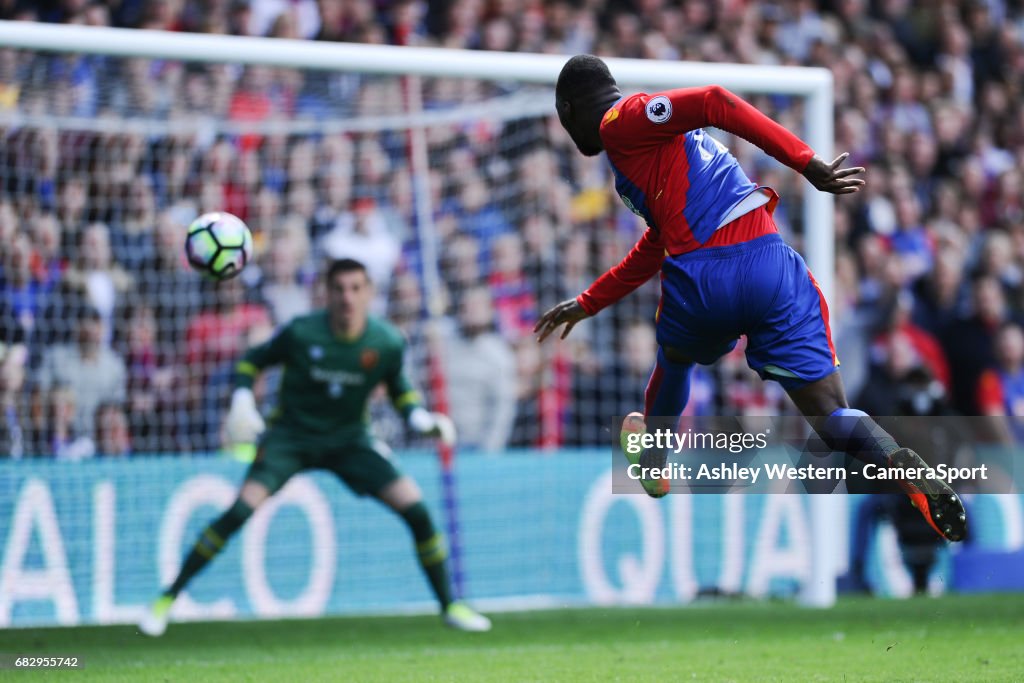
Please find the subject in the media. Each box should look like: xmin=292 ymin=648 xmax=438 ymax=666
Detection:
xmin=443 ymin=602 xmax=491 ymax=632
xmin=620 ymin=412 xmax=670 ymax=498
xmin=138 ymin=595 xmax=173 ymax=637
xmin=889 ymin=448 xmax=968 ymax=542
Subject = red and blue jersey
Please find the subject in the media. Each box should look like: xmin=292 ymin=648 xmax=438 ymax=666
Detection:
xmin=578 ymin=86 xmax=815 ymax=315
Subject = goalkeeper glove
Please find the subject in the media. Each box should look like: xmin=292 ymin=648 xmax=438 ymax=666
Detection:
xmin=408 ymin=407 xmax=457 ymax=447
xmin=225 ymin=388 xmax=265 ymax=444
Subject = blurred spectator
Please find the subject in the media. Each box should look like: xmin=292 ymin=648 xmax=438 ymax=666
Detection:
xmin=440 ymin=232 xmax=482 ymax=297
xmin=139 ymin=208 xmax=204 ymax=357
xmin=250 ymin=0 xmax=321 ymax=40
xmin=36 ymin=306 xmax=126 ymax=444
xmin=445 ymin=174 xmax=512 ymax=253
xmin=0 ymin=338 xmax=27 ymax=458
xmin=942 ymin=275 xmax=1015 ymax=414
xmin=320 ymin=197 xmax=400 ymax=312
xmin=912 ymin=247 xmax=967 ymax=334
xmin=1 ymin=230 xmax=49 ymax=351
xmin=38 ymin=384 xmax=96 ymax=460
xmin=858 ymin=331 xmax=936 ymax=417
xmin=62 ymin=221 xmax=134 ymax=333
xmin=8 ymin=0 xmax=1024 ymax=455
xmin=94 ymin=402 xmax=132 ymax=458
xmin=184 ymin=278 xmax=272 ymax=450
xmin=28 ymin=212 xmax=65 ymax=290
xmin=109 ymin=176 xmax=157 ymax=274
xmin=487 ymin=233 xmax=536 ymax=341
xmin=871 ymin=292 xmax=951 ymax=393
xmin=259 ymin=214 xmax=313 ymax=325
xmin=509 ymin=337 xmax=543 ymax=448
xmin=976 ymin=323 xmax=1024 ymax=436
xmin=439 ymin=285 xmax=515 ymax=453
xmin=118 ymin=302 xmax=177 ymax=453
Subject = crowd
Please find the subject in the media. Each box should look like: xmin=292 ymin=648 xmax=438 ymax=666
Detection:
xmin=1 ymin=0 xmax=1023 ymax=458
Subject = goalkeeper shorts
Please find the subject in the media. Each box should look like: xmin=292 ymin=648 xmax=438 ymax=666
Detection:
xmin=246 ymin=427 xmax=402 ymax=496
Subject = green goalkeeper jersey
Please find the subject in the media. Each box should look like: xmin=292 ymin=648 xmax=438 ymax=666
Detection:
xmin=233 ymin=311 xmax=420 ymax=440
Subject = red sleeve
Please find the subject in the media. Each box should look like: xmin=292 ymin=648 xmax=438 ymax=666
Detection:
xmin=577 ymin=229 xmax=665 ymax=316
xmin=605 ymin=86 xmax=814 ymax=172
xmin=977 ymin=369 xmax=1005 ymax=415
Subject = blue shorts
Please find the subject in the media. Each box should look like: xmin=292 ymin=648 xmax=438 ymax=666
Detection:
xmin=656 ymin=233 xmax=839 ymax=389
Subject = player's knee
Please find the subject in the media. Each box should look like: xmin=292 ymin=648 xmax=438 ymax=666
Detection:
xmin=816 ymin=407 xmax=870 ymax=450
xmin=378 ymin=476 xmax=422 ymax=512
xmin=785 ymin=371 xmax=848 ymax=417
xmin=239 ymin=480 xmax=271 ymax=509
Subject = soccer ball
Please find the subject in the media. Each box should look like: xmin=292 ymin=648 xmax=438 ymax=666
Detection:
xmin=184 ymin=212 xmax=254 ymax=281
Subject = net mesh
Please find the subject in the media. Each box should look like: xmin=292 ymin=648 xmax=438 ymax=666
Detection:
xmin=0 ymin=50 xmax=815 ymax=459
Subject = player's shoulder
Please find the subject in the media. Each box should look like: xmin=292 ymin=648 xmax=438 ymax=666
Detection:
xmin=600 ymin=92 xmax=674 ymax=142
xmin=599 ymin=93 xmax=642 ymax=133
xmin=284 ymin=310 xmax=329 ymax=338
xmin=366 ymin=315 xmax=407 ymax=350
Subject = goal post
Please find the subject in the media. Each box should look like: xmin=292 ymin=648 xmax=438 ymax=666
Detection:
xmin=0 ymin=21 xmax=839 ymax=611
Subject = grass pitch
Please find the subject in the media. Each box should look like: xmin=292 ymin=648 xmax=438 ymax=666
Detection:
xmin=5 ymin=594 xmax=1023 ymax=682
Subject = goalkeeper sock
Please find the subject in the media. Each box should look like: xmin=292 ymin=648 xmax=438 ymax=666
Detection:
xmin=644 ymin=348 xmax=693 ymax=419
xmin=165 ymin=499 xmax=254 ymax=598
xmin=814 ymin=408 xmax=899 ymax=468
xmin=401 ymin=502 xmax=453 ymax=610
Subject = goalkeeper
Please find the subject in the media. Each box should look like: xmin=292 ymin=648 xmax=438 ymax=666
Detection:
xmin=140 ymin=258 xmax=490 ymax=635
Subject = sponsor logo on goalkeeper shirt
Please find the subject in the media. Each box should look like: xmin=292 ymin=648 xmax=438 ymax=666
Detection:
xmin=309 ymin=367 xmax=365 ymax=386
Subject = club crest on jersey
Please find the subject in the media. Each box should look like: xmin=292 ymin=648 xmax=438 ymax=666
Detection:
xmin=360 ymin=349 xmax=379 ymax=370
xmin=646 ymin=96 xmax=672 ymax=124
xmin=620 ymin=194 xmax=644 ymax=218
xmin=309 ymin=345 xmax=323 ymax=360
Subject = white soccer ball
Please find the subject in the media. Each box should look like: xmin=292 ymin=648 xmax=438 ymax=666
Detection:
xmin=184 ymin=212 xmax=254 ymax=281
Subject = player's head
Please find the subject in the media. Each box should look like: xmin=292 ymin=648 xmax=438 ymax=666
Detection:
xmin=325 ymin=258 xmax=373 ymax=330
xmin=555 ymin=54 xmax=620 ymax=157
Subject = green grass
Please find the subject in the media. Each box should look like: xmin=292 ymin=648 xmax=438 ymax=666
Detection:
xmin=6 ymin=594 xmax=1024 ymax=682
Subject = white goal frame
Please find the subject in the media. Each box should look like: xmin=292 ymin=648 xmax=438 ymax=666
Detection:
xmin=0 ymin=21 xmax=839 ymax=608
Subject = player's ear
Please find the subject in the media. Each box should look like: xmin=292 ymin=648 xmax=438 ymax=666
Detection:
xmin=556 ymin=98 xmax=572 ymax=121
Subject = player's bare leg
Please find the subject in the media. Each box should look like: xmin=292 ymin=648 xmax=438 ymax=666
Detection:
xmin=139 ymin=480 xmax=270 ymax=637
xmin=376 ymin=477 xmax=491 ymax=632
xmin=786 ymin=372 xmax=967 ymax=542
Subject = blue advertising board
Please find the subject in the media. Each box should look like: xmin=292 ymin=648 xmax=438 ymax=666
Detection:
xmin=1 ymin=452 xmax=1022 ymax=627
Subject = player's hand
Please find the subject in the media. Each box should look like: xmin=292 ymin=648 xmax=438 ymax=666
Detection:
xmin=535 ymin=298 xmax=590 ymax=342
xmin=428 ymin=412 xmax=457 ymax=447
xmin=224 ymin=388 xmax=265 ymax=444
xmin=408 ymin=407 xmax=457 ymax=446
xmin=802 ymin=153 xmax=865 ymax=194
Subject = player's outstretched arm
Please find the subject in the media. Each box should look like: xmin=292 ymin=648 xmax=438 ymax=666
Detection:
xmin=224 ymin=326 xmax=291 ymax=444
xmin=535 ymin=298 xmax=590 ymax=342
xmin=801 ymin=152 xmax=866 ymax=194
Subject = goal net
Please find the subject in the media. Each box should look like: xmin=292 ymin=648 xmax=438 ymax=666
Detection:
xmin=0 ymin=23 xmax=841 ymax=627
